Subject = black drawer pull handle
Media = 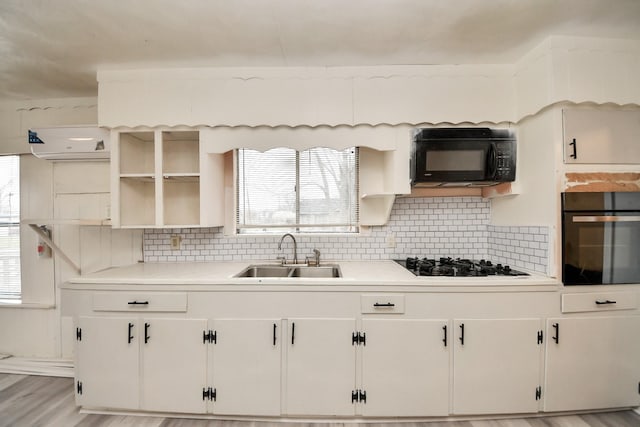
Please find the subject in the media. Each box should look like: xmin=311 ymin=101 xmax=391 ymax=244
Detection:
xmin=552 ymin=323 xmax=560 ymax=344
xmin=595 ymin=300 xmax=617 ymax=305
xmin=127 ymin=322 xmax=134 ymax=344
xmin=144 ymin=323 xmax=150 ymax=344
xmin=373 ymin=302 xmax=395 ymax=307
xmin=442 ymin=325 xmax=447 ymax=347
xmin=459 ymin=323 xmax=465 ymax=346
xmin=128 ymin=301 xmax=149 ymax=305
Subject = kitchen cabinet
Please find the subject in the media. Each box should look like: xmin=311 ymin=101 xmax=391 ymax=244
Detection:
xmin=563 ymin=109 xmax=640 ymax=164
xmin=111 ymin=129 xmax=224 ymax=228
xmin=117 ymin=131 xmax=156 ymax=227
xmin=359 ymin=147 xmax=411 ymax=226
xmin=140 ymin=318 xmax=208 ymax=413
xmin=360 ymin=319 xmax=450 ymax=416
xmin=75 ymin=316 xmax=139 ymax=410
xmin=75 ymin=316 xmax=208 ymax=414
xmin=452 ymin=318 xmax=543 ymax=415
xmin=65 ymin=282 xmax=640 ymax=420
xmin=210 ymin=319 xmax=282 ymax=416
xmin=544 ymin=316 xmax=640 ymax=412
xmin=285 ymin=318 xmax=357 ymax=416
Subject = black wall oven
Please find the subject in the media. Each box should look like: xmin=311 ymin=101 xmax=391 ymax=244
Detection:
xmin=562 ymin=192 xmax=640 ymax=285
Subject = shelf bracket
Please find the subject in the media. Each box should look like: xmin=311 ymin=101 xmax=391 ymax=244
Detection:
xmin=27 ymin=224 xmax=81 ymax=274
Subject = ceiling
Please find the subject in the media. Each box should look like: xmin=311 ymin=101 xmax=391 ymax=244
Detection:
xmin=1 ymin=0 xmax=639 ymax=101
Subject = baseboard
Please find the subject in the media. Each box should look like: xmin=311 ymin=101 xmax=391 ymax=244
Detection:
xmin=0 ymin=356 xmax=73 ymax=378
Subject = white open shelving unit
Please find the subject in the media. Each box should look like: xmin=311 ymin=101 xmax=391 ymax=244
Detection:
xmin=111 ymin=128 xmax=223 ymax=229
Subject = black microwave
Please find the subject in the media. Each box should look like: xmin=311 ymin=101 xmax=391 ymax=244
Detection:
xmin=411 ymin=128 xmax=516 ymax=186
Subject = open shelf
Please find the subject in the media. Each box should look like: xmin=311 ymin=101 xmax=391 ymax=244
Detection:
xmin=161 ymin=174 xmax=200 ymax=182
xmin=112 ymin=128 xmax=225 ymax=228
xmin=162 ymin=131 xmax=199 ymax=174
xmin=163 ymin=180 xmax=200 ymax=226
xmin=120 ymin=177 xmax=156 ymax=227
xmin=119 ymin=131 xmax=155 ymax=175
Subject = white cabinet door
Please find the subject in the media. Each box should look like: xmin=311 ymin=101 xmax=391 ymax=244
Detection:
xmin=75 ymin=316 xmax=139 ymax=409
xmin=285 ymin=318 xmax=357 ymax=416
xmin=211 ymin=319 xmax=282 ymax=416
xmin=544 ymin=316 xmax=640 ymax=412
xmin=563 ymin=109 xmax=640 ymax=164
xmin=141 ymin=318 xmax=208 ymax=414
xmin=453 ymin=319 xmax=542 ymax=415
xmin=361 ymin=319 xmax=450 ymax=416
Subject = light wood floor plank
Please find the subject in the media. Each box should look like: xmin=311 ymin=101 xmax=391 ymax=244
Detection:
xmin=0 ymin=376 xmax=639 ymax=427
xmin=0 ymin=373 xmax=28 ymax=392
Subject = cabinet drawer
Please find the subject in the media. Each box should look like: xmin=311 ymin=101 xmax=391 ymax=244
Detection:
xmin=92 ymin=292 xmax=187 ymax=312
xmin=561 ymin=291 xmax=637 ymax=313
xmin=361 ymin=294 xmax=405 ymax=314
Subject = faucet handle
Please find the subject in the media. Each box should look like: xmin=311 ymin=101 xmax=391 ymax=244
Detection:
xmin=307 ymin=249 xmax=321 ymax=266
xmin=276 ymin=256 xmax=286 ymax=265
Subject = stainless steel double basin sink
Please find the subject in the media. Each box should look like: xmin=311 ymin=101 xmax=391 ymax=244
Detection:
xmin=234 ymin=264 xmax=342 ymax=278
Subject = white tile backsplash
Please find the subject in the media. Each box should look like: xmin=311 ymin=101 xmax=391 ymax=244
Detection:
xmin=143 ymin=197 xmax=549 ymax=273
xmin=487 ymin=225 xmax=549 ymax=274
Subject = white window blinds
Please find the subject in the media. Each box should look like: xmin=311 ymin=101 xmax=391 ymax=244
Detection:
xmin=237 ymin=147 xmax=358 ymax=233
xmin=0 ymin=156 xmax=20 ymax=299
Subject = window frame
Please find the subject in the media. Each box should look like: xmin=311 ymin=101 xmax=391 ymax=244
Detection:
xmin=235 ymin=147 xmax=359 ymax=234
xmin=0 ymin=155 xmax=21 ymax=301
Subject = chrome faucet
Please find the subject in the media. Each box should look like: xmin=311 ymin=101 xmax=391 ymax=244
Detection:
xmin=277 ymin=233 xmax=298 ymax=265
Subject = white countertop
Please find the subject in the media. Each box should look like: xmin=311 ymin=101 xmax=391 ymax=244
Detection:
xmin=64 ymin=260 xmax=560 ymax=290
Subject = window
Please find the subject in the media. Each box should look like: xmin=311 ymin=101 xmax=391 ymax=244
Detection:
xmin=237 ymin=147 xmax=358 ymax=234
xmin=0 ymin=156 xmax=20 ymax=300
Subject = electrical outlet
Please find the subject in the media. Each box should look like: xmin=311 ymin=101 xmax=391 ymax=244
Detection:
xmin=170 ymin=235 xmax=182 ymax=250
xmin=386 ymin=233 xmax=396 ymax=248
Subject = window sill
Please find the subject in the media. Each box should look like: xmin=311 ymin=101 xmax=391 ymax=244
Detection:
xmin=0 ymin=301 xmax=55 ymax=309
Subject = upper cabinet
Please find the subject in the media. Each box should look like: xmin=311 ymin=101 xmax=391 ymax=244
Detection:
xmin=111 ymin=129 xmax=224 ymax=228
xmin=563 ymin=109 xmax=640 ymax=164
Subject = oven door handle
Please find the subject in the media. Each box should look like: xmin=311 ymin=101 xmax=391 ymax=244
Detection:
xmin=572 ymin=215 xmax=640 ymax=223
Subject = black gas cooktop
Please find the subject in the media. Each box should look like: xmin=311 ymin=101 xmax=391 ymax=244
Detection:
xmin=395 ymin=257 xmax=529 ymax=277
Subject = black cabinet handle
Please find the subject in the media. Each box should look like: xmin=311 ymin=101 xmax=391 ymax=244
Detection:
xmin=373 ymin=302 xmax=395 ymax=307
xmin=128 ymin=322 xmax=134 ymax=344
xmin=273 ymin=323 xmax=277 ymax=346
xmin=595 ymin=300 xmax=617 ymax=305
xmin=552 ymin=323 xmax=559 ymax=344
xmin=144 ymin=322 xmax=150 ymax=344
xmin=442 ymin=325 xmax=447 ymax=347
xmin=291 ymin=322 xmax=295 ymax=345
xmin=459 ymin=323 xmax=465 ymax=346
xmin=128 ymin=301 xmax=149 ymax=305
xmin=569 ymin=138 xmax=577 ymax=159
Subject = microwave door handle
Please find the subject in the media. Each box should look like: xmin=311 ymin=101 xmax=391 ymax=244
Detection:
xmin=573 ymin=215 xmax=640 ymax=223
xmin=487 ymin=144 xmax=497 ymax=178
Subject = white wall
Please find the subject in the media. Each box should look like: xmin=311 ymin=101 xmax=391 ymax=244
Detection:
xmin=514 ymin=36 xmax=640 ymax=119
xmin=0 ymin=155 xmax=56 ymax=356
xmin=491 ymin=108 xmax=561 ymax=227
xmin=0 ymin=158 xmax=143 ymax=358
xmin=0 ymin=97 xmax=98 ymax=155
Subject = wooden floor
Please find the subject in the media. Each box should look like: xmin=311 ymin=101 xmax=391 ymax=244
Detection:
xmin=1 ymin=374 xmax=640 ymax=427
